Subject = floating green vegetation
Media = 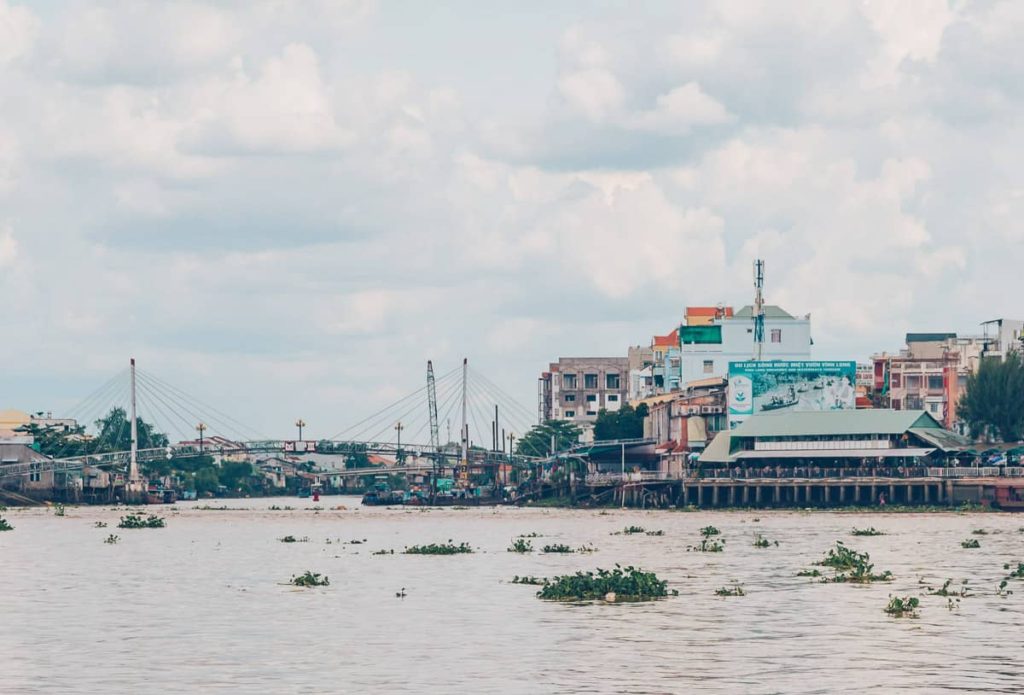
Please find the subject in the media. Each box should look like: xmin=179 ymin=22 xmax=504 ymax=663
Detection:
xmin=884 ymin=595 xmax=920 ymax=618
xmin=103 ymin=534 xmax=120 ymax=544
xmin=1004 ymin=562 xmax=1024 ymax=579
xmin=348 ymin=539 xmax=366 ymax=545
xmin=616 ymin=525 xmax=646 ymax=535
xmin=715 ymin=584 xmax=745 ymax=597
xmin=700 ymin=526 xmax=721 ymax=538
xmin=290 ymin=571 xmax=330 ymax=587
xmin=94 ymin=521 xmax=108 ymax=528
xmin=927 ymin=579 xmax=970 ymax=598
xmin=813 ymin=542 xmax=892 ymax=583
xmin=971 ymin=528 xmax=988 ymax=535
xmin=268 ymin=505 xmax=295 ymax=511
xmin=796 ymin=569 xmax=822 ymax=578
xmin=511 ymin=576 xmax=545 ymax=585
xmin=577 ymin=544 xmax=598 ymax=553
xmin=851 ymin=527 xmax=885 ymax=536
xmin=752 ymin=533 xmax=778 ymax=548
xmin=518 ymin=532 xmax=542 ymax=538
xmin=645 ymin=530 xmax=665 ymax=536
xmin=118 ymin=513 xmax=165 ymax=529
xmin=536 ymin=566 xmax=677 ymax=602
xmin=372 ymin=549 xmax=394 ymax=555
xmin=961 ymin=538 xmax=981 ymax=549
xmin=688 ymin=538 xmax=725 ymax=552
xmin=52 ymin=504 xmax=66 ymax=517
xmin=0 ymin=516 xmax=14 ymax=532
xmin=751 ymin=518 xmax=761 ymax=523
xmin=946 ymin=597 xmax=961 ymax=610
xmin=404 ymin=541 xmax=473 ymax=555
xmin=508 ymin=538 xmax=533 ymax=553
xmin=279 ymin=535 xmax=310 ymax=543
xmin=542 ymin=543 xmax=574 ymax=553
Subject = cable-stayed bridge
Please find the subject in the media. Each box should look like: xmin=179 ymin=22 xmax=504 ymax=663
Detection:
xmin=2 ymin=358 xmax=545 ymax=485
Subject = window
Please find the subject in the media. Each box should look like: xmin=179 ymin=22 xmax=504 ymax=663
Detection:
xmin=586 ymin=394 xmax=597 ymax=402
xmin=562 ymin=374 xmax=576 ymax=389
xmin=771 ymin=329 xmax=782 ymax=343
xmin=669 ymin=357 xmax=680 ymax=369
xmin=891 ymin=374 xmax=901 ymax=388
xmin=607 ymin=394 xmax=619 ymax=402
xmin=564 ymin=410 xmax=575 ymax=418
xmin=584 ymin=373 xmax=598 ymax=389
xmin=606 ymin=373 xmax=620 ymax=389
xmin=703 ymin=360 xmax=714 ymax=374
xmin=29 ymin=463 xmax=40 ymax=483
xmin=905 ymin=375 xmax=921 ymax=390
xmin=586 ymin=410 xmax=597 ymax=416
xmin=563 ymin=394 xmax=576 ymax=402
xmin=927 ymin=375 xmax=944 ymax=390
xmin=929 ymin=402 xmax=941 ymax=414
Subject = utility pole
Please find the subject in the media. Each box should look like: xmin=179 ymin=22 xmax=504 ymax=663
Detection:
xmin=196 ymin=422 xmax=207 ymax=453
xmin=295 ymin=419 xmax=306 ymax=441
xmin=460 ymin=358 xmax=468 ymax=485
xmin=395 ymin=421 xmax=404 ymax=462
xmin=129 ymin=357 xmax=139 ymax=489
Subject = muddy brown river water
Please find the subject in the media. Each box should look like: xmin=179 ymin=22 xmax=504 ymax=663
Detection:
xmin=2 ymin=496 xmax=1024 ymax=694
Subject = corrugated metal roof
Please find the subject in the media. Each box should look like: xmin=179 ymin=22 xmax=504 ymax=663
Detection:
xmin=730 ymin=410 xmax=943 ymax=438
xmin=700 ymin=431 xmax=732 ymax=463
xmin=732 ymin=447 xmax=934 ymax=460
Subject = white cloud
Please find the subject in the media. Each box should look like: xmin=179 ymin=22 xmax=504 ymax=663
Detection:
xmin=629 ymin=82 xmax=734 ymax=134
xmin=0 ymin=0 xmax=37 ymax=65
xmin=0 ymin=227 xmax=16 ymax=267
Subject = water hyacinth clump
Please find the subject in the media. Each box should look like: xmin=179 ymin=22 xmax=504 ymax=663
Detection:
xmin=279 ymin=535 xmax=309 ymax=543
xmin=53 ymin=504 xmax=66 ymax=517
xmin=689 ymin=538 xmax=725 ymax=552
xmin=542 ymin=544 xmax=574 ymax=554
xmin=615 ymin=526 xmax=646 ymax=535
xmin=971 ymin=529 xmax=988 ymax=535
xmin=118 ymin=513 xmax=165 ymax=529
xmin=851 ymin=527 xmax=885 ymax=537
xmin=715 ymin=584 xmax=745 ymax=597
xmin=537 ymin=566 xmax=677 ymax=602
xmin=372 ymin=549 xmax=395 ymax=555
xmin=104 ymin=534 xmax=120 ymax=544
xmin=752 ymin=533 xmax=778 ymax=548
xmin=1005 ymin=562 xmax=1024 ymax=579
xmin=884 ymin=595 xmax=920 ymax=618
xmin=404 ymin=541 xmax=473 ymax=555
xmin=700 ymin=526 xmax=721 ymax=538
xmin=813 ymin=542 xmax=892 ymax=583
xmin=511 ymin=576 xmax=545 ymax=585
xmin=508 ymin=538 xmax=533 ymax=553
xmin=94 ymin=521 xmax=108 ymax=528
xmin=518 ymin=532 xmax=542 ymax=538
xmin=961 ymin=538 xmax=981 ymax=549
xmin=927 ymin=579 xmax=969 ymax=598
xmin=290 ymin=571 xmax=330 ymax=587
xmin=0 ymin=516 xmax=13 ymax=531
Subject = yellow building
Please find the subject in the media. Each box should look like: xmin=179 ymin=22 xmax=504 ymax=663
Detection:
xmin=0 ymin=409 xmax=32 ymax=438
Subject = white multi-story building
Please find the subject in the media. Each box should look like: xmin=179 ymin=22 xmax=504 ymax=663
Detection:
xmin=679 ymin=305 xmax=812 ymax=386
xmin=538 ymin=357 xmax=629 ymax=429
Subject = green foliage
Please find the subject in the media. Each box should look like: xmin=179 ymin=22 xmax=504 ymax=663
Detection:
xmin=927 ymin=579 xmax=969 ymax=597
xmin=851 ymin=527 xmax=885 ymax=536
xmin=94 ymin=521 xmax=107 ymax=528
xmin=715 ymin=584 xmax=745 ymax=596
xmin=796 ymin=569 xmax=822 ymax=578
xmin=813 ymin=542 xmax=892 ymax=583
xmin=961 ymin=538 xmax=981 ymax=548
xmin=700 ymin=525 xmax=721 ymax=538
xmin=0 ymin=516 xmax=13 ymax=531
xmin=958 ymin=351 xmax=1024 ymax=441
xmin=752 ymin=533 xmax=778 ymax=548
xmin=279 ymin=535 xmax=309 ymax=543
xmin=508 ymin=538 xmax=533 ymax=553
xmin=971 ymin=528 xmax=988 ymax=535
xmin=518 ymin=532 xmax=542 ymax=538
xmin=118 ymin=513 xmax=165 ymax=529
xmin=404 ymin=541 xmax=473 ymax=555
xmin=515 ymin=420 xmax=582 ymax=457
xmin=593 ymin=404 xmax=649 ymax=441
xmin=613 ymin=525 xmax=646 ymax=535
xmin=537 ymin=566 xmax=676 ymax=601
xmin=884 ymin=595 xmax=920 ymax=617
xmin=52 ymin=504 xmax=65 ymax=517
xmin=542 ymin=543 xmax=574 ymax=553
xmin=689 ymin=538 xmax=725 ymax=552
xmin=511 ymin=575 xmax=545 ymax=585
xmin=371 ymin=549 xmax=394 ymax=555
xmin=290 ymin=571 xmax=329 ymax=587
xmin=104 ymin=534 xmax=119 ymax=544
xmin=92 ymin=408 xmax=169 ymax=454
xmin=1005 ymin=562 xmax=1024 ymax=579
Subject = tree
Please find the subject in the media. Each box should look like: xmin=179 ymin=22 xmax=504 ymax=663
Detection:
xmin=593 ymin=404 xmax=649 ymax=441
xmin=91 ymin=407 xmax=169 ymax=453
xmin=515 ymin=420 xmax=581 ymax=457
xmin=958 ymin=352 xmax=1024 ymax=442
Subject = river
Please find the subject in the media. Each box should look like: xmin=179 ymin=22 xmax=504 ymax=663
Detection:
xmin=2 ymin=497 xmax=1023 ymax=694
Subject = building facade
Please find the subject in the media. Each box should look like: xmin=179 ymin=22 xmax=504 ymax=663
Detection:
xmin=538 ymin=357 xmax=629 ymax=428
xmin=680 ymin=304 xmax=812 ymax=386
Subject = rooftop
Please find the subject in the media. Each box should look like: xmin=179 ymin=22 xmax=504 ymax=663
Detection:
xmin=732 ymin=305 xmax=797 ymax=320
xmin=906 ymin=332 xmax=956 ymax=343
xmin=730 ymin=409 xmax=947 ymax=438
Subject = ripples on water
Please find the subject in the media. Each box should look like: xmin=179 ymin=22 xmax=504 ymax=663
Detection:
xmin=2 ymin=497 xmax=1024 ymax=694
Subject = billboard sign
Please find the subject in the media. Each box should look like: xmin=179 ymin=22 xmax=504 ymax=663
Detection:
xmin=728 ymin=360 xmax=857 ymax=429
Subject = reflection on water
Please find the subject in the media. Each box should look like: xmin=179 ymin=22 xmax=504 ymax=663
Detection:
xmin=2 ymin=497 xmax=1024 ymax=694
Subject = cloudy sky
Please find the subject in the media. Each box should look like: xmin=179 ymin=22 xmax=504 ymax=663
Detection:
xmin=1 ymin=0 xmax=1022 ymax=439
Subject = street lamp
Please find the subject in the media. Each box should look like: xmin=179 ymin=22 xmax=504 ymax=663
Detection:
xmin=295 ymin=419 xmax=306 ymax=441
xmin=196 ymin=422 xmax=207 ymax=453
xmin=395 ymin=421 xmax=404 ymax=462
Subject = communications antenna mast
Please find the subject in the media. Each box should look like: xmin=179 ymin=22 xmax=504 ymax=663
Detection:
xmin=426 ymin=360 xmax=440 ymax=452
xmin=753 ymin=259 xmax=766 ymax=360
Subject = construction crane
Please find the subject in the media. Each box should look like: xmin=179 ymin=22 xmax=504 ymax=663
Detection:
xmin=426 ymin=360 xmax=441 ymax=496
xmin=753 ymin=259 xmax=766 ymax=360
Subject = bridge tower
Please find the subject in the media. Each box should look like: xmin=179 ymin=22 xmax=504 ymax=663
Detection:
xmin=459 ymin=358 xmax=468 ymax=484
xmin=128 ymin=357 xmax=142 ymax=496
